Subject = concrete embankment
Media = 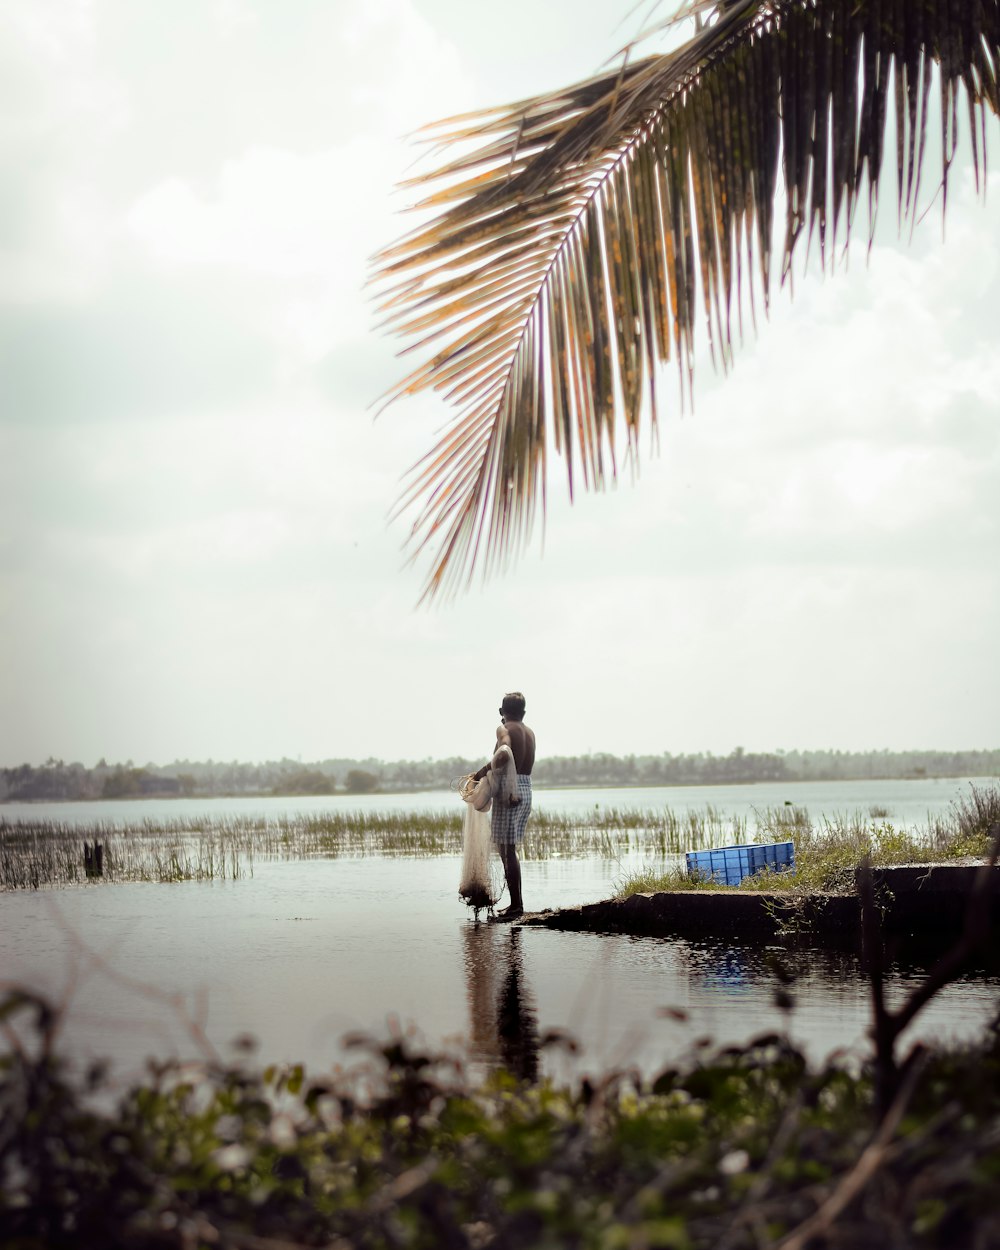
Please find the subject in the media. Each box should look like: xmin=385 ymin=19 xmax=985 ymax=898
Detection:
xmin=522 ymin=863 xmax=1000 ymax=951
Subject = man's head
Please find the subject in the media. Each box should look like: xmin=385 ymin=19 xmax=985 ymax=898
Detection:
xmin=499 ymin=692 xmax=526 ymax=722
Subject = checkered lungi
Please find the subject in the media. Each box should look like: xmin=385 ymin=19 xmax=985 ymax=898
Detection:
xmin=491 ymin=774 xmax=532 ymax=847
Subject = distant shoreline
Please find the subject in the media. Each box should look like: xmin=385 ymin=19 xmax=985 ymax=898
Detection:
xmin=3 ymin=770 xmax=998 ymax=805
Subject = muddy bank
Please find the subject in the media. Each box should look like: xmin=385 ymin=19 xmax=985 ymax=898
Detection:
xmin=522 ymin=863 xmax=1000 ymax=952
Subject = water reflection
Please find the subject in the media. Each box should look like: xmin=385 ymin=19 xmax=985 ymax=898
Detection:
xmin=463 ymin=924 xmax=540 ymax=1081
xmin=679 ymin=940 xmax=864 ymax=1004
xmin=694 ymin=947 xmax=751 ymax=994
xmin=6 ymin=856 xmax=1000 ymax=1084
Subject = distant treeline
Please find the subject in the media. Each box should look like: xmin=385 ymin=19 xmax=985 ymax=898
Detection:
xmin=2 ymin=748 xmax=998 ymax=802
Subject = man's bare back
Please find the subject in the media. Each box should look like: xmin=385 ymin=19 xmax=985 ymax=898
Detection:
xmin=497 ymin=719 xmax=535 ymax=775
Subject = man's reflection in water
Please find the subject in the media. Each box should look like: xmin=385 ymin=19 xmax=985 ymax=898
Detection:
xmin=462 ymin=925 xmax=540 ymax=1082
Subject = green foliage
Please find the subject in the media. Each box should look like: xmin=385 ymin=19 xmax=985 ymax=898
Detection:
xmin=345 ymin=769 xmax=379 ymax=794
xmin=101 ymin=766 xmax=149 ymax=798
xmin=270 ymin=767 xmax=337 ymax=795
xmin=3 ymin=748 xmax=998 ymax=802
xmin=4 ymin=991 xmax=1000 ymax=1248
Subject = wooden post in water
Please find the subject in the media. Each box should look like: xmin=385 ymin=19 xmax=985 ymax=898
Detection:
xmin=83 ymin=842 xmax=104 ymax=878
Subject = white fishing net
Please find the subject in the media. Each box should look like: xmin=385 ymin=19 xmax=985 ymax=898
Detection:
xmin=456 ymin=774 xmax=502 ymax=916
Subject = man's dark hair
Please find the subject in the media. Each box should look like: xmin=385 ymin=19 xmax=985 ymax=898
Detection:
xmin=501 ymin=692 xmax=526 ymax=719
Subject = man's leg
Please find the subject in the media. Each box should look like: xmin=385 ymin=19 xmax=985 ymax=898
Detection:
xmin=499 ymin=843 xmax=523 ymax=914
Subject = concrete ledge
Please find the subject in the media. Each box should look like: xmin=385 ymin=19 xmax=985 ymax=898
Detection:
xmin=870 ymin=863 xmax=1000 ymax=933
xmin=521 ymin=863 xmax=1000 ymax=949
xmin=523 ymin=892 xmax=859 ymax=943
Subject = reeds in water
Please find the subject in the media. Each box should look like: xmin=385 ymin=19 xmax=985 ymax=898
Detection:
xmin=3 ymin=783 xmax=996 ymax=892
xmin=1 ymin=805 xmax=740 ymax=890
xmin=0 ymin=820 xmax=252 ymax=890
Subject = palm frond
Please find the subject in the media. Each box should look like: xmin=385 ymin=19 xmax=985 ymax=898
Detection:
xmin=372 ymin=0 xmax=1000 ymax=600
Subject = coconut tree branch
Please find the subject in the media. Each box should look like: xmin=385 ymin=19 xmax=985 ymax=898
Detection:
xmin=373 ymin=0 xmax=1000 ymax=599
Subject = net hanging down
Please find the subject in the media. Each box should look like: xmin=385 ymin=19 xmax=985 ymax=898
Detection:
xmin=457 ymin=773 xmax=502 ymax=917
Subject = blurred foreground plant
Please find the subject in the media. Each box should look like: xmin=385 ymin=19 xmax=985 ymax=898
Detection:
xmin=3 ymin=982 xmax=1000 ymax=1249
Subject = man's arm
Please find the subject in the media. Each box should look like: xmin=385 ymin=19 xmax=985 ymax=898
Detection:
xmin=473 ymin=725 xmax=509 ymax=780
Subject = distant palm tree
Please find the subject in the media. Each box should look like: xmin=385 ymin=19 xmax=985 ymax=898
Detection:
xmin=373 ymin=0 xmax=1000 ymax=599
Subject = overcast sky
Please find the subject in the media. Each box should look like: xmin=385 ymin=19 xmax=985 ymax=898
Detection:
xmin=2 ymin=0 xmax=998 ymax=768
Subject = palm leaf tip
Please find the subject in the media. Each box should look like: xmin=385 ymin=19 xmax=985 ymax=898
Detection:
xmin=372 ymin=0 xmax=1000 ymax=600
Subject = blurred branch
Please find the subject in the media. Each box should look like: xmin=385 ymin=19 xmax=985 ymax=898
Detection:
xmin=861 ymin=820 xmax=1000 ymax=1116
xmin=776 ymin=1045 xmax=929 ymax=1250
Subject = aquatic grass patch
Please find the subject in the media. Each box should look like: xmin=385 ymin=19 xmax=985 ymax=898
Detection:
xmin=0 ymin=820 xmax=252 ymax=890
xmin=4 ymin=784 xmax=996 ymax=892
xmin=614 ymin=785 xmax=1000 ymax=899
xmin=0 ymin=804 xmax=751 ymax=890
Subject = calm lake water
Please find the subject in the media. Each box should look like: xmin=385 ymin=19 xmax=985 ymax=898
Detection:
xmin=2 ymin=777 xmax=997 ymax=1086
xmin=1 ymin=773 xmax=986 ymax=829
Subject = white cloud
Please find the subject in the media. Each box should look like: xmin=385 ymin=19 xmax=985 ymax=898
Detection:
xmin=124 ymin=143 xmax=388 ymax=363
xmin=1 ymin=0 xmax=999 ymax=765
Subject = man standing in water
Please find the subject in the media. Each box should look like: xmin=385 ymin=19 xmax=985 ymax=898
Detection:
xmin=473 ymin=691 xmax=536 ymax=921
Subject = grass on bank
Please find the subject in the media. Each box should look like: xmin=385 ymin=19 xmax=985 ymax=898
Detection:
xmin=614 ymin=784 xmax=1000 ymax=899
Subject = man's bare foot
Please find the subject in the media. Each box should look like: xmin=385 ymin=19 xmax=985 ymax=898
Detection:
xmin=491 ymin=904 xmax=524 ymax=923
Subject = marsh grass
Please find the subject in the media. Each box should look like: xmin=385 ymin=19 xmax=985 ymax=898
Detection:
xmin=614 ymin=783 xmax=1000 ymax=899
xmin=0 ymin=820 xmax=253 ymax=890
xmin=3 ymin=783 xmax=997 ymax=892
xmin=0 ymin=805 xmax=746 ymax=889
